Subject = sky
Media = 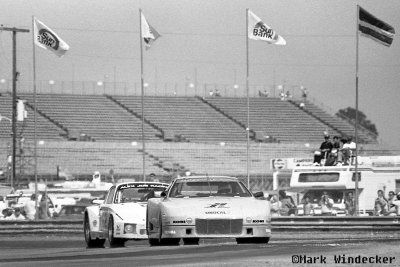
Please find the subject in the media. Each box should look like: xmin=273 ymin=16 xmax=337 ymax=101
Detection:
xmin=0 ymin=0 xmax=399 ymax=150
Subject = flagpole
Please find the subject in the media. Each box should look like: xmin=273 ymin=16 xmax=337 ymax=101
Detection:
xmin=139 ymin=9 xmax=146 ymax=181
xmin=354 ymin=5 xmax=360 ymax=216
xmin=32 ymin=16 xmax=39 ymax=220
xmin=246 ymin=8 xmax=250 ymax=189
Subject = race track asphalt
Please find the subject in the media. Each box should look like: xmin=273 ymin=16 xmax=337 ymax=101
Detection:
xmin=0 ymin=232 xmax=399 ymax=267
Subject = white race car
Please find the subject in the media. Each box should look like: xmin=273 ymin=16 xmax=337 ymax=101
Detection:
xmin=147 ymin=176 xmax=271 ymax=246
xmin=84 ymin=181 xmax=169 ymax=247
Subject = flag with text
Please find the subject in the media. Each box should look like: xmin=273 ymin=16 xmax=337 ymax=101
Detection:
xmin=248 ymin=10 xmax=286 ymax=45
xmin=33 ymin=18 xmax=70 ymax=57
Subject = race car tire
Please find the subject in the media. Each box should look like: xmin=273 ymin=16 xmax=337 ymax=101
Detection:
xmin=182 ymin=238 xmax=199 ymax=245
xmin=84 ymin=214 xmax=105 ymax=248
xmin=108 ymin=216 xmax=126 ymax=247
xmin=236 ymin=237 xmax=270 ymax=244
xmin=148 ymin=238 xmax=161 ymax=246
xmin=147 ymin=210 xmax=161 ymax=246
xmin=158 ymin=214 xmax=180 ymax=246
xmin=160 ymin=238 xmax=180 ymax=246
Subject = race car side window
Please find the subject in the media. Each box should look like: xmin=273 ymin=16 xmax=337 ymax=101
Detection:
xmin=105 ymin=186 xmax=116 ymax=204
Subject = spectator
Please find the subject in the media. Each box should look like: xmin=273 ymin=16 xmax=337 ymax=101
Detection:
xmin=259 ymin=89 xmax=269 ymax=97
xmin=374 ymin=190 xmax=388 ymax=216
xmin=303 ymin=196 xmax=313 ymax=216
xmin=214 ymin=89 xmax=221 ymax=97
xmin=270 ymin=194 xmax=281 ymax=217
xmin=208 ymin=90 xmax=214 ymax=97
xmin=386 ymin=191 xmax=397 ymax=215
xmin=313 ymin=135 xmax=333 ymax=166
xmin=39 ymin=193 xmax=51 ymax=219
xmin=91 ymin=171 xmax=101 ymax=186
xmin=344 ymin=192 xmax=355 ymax=216
xmin=392 ymin=193 xmax=400 ymax=216
xmin=7 ymin=207 xmax=26 ymax=221
xmin=0 ymin=196 xmax=6 ymax=213
xmin=342 ymin=137 xmax=356 ymax=165
xmin=286 ymin=90 xmax=291 ymax=98
xmin=301 ymin=87 xmax=308 ymax=100
xmin=279 ymin=91 xmax=285 ymax=101
xmin=0 ymin=208 xmax=9 ymax=220
xmin=320 ymin=191 xmax=334 ymax=216
xmin=279 ymin=190 xmax=296 ymax=216
xmin=24 ymin=194 xmax=37 ymax=220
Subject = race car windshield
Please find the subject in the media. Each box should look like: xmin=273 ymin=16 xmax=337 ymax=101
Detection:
xmin=169 ymin=180 xmax=252 ymax=198
xmin=116 ymin=186 xmax=165 ymax=203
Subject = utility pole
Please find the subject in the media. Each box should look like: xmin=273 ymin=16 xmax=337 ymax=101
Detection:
xmin=0 ymin=26 xmax=30 ymax=189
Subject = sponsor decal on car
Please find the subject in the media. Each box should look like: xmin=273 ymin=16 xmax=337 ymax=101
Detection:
xmin=205 ymin=211 xmax=227 ymax=215
xmin=204 ymin=203 xmax=229 ymax=209
xmin=119 ymin=183 xmax=167 ymax=189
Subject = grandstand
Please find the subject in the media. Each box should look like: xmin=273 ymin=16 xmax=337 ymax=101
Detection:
xmin=0 ymin=92 xmax=389 ymax=189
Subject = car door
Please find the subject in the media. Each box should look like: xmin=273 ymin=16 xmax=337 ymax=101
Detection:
xmin=99 ymin=186 xmax=116 ymax=232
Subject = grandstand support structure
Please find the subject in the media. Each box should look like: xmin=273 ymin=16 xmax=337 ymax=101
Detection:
xmin=104 ymin=94 xmax=164 ymax=140
xmin=336 ymin=112 xmax=378 ymax=141
xmin=287 ymin=99 xmax=346 ymax=139
xmin=22 ymin=97 xmax=68 ymax=139
xmin=196 ymin=96 xmax=258 ymax=143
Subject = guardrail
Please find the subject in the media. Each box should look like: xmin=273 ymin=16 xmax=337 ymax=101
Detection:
xmin=1 ymin=216 xmax=399 ymax=235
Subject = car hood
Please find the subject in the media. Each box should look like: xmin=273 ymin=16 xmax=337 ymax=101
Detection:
xmin=110 ymin=202 xmax=147 ymax=222
xmin=162 ymin=197 xmax=269 ymax=218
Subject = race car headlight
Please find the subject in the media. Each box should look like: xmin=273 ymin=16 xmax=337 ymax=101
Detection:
xmin=186 ymin=217 xmax=193 ymax=224
xmin=124 ymin=224 xmax=136 ymax=234
xmin=246 ymin=217 xmax=252 ymax=223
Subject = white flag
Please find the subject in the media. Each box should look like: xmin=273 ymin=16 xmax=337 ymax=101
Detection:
xmin=248 ymin=10 xmax=286 ymax=45
xmin=141 ymin=12 xmax=161 ymax=49
xmin=34 ymin=18 xmax=70 ymax=57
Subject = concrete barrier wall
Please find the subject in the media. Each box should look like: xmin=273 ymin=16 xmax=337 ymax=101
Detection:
xmin=1 ymin=216 xmax=399 ymax=235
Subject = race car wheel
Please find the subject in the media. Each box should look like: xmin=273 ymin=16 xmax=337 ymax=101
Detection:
xmin=236 ymin=237 xmax=270 ymax=244
xmin=158 ymin=214 xmax=180 ymax=246
xmin=182 ymin=238 xmax=199 ymax=245
xmin=108 ymin=216 xmax=126 ymax=247
xmin=84 ymin=215 xmax=105 ymax=248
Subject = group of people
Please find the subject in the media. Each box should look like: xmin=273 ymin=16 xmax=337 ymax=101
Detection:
xmin=208 ymin=89 xmax=221 ymax=97
xmin=313 ymin=134 xmax=356 ymax=166
xmin=374 ymin=190 xmax=400 ymax=216
xmin=0 ymin=193 xmax=52 ymax=221
xmin=269 ymin=190 xmax=297 ymax=217
xmin=269 ymin=191 xmax=356 ymax=216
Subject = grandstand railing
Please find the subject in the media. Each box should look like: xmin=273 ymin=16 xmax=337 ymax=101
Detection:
xmin=6 ymin=80 xmax=307 ymax=99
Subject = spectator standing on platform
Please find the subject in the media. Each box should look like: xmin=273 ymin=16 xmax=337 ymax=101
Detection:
xmin=24 ymin=194 xmax=37 ymax=220
xmin=7 ymin=207 xmax=26 ymax=221
xmin=313 ymin=135 xmax=333 ymax=166
xmin=374 ymin=190 xmax=388 ymax=216
xmin=345 ymin=192 xmax=355 ymax=216
xmin=39 ymin=193 xmax=51 ymax=219
xmin=320 ymin=191 xmax=334 ymax=216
